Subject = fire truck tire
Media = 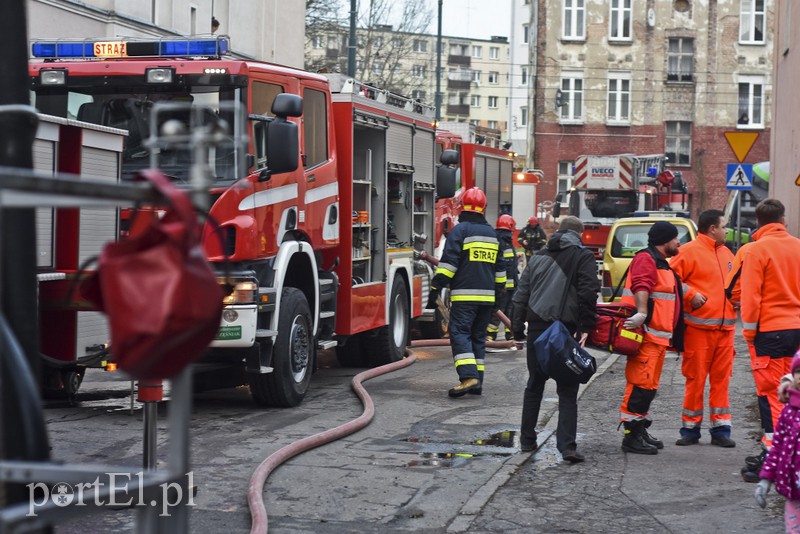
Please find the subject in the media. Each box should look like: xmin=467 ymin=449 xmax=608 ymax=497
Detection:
xmin=362 ymin=276 xmax=408 ymax=365
xmin=249 ymin=288 xmax=314 ymax=407
xmin=335 ymin=335 xmax=368 ymax=367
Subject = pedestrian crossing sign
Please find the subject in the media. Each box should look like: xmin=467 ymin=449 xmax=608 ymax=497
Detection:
xmin=726 ymin=163 xmax=753 ymax=190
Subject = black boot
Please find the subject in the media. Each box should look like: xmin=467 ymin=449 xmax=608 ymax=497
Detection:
xmin=621 ymin=421 xmax=658 ymax=455
xmin=642 ymin=420 xmax=664 ymax=449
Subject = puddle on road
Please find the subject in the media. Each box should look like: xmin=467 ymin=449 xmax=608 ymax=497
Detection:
xmin=401 ymin=430 xmax=520 ymax=467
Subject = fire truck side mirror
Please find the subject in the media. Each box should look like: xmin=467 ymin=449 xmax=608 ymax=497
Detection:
xmin=552 ymin=201 xmax=561 ymax=218
xmin=436 ymin=150 xmax=458 ymax=199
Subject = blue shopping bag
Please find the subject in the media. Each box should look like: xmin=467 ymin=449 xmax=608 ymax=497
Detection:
xmin=533 ymin=320 xmax=597 ymax=384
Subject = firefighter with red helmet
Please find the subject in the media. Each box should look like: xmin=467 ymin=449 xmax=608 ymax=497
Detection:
xmin=518 ymin=216 xmax=547 ymax=258
xmin=487 ymin=214 xmax=518 ymax=342
xmin=428 ymin=187 xmax=507 ymax=397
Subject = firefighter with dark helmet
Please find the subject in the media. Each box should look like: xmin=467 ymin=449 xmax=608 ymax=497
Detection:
xmin=487 ymin=214 xmax=518 ymax=342
xmin=427 ymin=187 xmax=507 ymax=397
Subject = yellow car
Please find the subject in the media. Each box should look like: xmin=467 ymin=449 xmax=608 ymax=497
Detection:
xmin=601 ymin=215 xmax=697 ymax=301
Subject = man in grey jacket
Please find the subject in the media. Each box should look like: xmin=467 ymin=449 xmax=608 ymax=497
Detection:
xmin=512 ymin=216 xmax=600 ymax=462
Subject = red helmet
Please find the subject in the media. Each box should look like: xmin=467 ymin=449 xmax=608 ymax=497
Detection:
xmin=496 ymin=214 xmax=516 ymax=230
xmin=462 ymin=187 xmax=487 ymax=214
xmin=528 ymin=216 xmax=539 ymax=226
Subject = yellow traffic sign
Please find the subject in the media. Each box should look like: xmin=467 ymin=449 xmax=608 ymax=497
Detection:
xmin=724 ymin=132 xmax=759 ymax=163
xmin=795 ymin=173 xmax=800 ymax=187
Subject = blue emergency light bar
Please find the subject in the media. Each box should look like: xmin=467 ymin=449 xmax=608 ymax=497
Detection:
xmin=31 ymin=36 xmax=230 ymax=59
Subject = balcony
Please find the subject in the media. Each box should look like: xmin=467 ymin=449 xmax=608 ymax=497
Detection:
xmin=326 ymin=48 xmax=339 ymax=59
xmin=447 ymin=55 xmax=471 ymax=67
xmin=446 ymin=104 xmax=470 ymax=116
xmin=447 ymin=79 xmax=471 ymax=90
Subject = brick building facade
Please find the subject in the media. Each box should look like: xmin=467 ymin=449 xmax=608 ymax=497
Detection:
xmin=530 ymin=0 xmax=773 ymax=217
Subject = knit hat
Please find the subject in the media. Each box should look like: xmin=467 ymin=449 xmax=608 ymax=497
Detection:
xmin=648 ymin=221 xmax=679 ymax=246
xmin=792 ymin=350 xmax=800 ymax=374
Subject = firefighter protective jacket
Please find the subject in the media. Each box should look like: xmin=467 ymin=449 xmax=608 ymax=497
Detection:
xmin=621 ymin=247 xmax=684 ymax=351
xmin=431 ymin=211 xmax=507 ymax=304
xmin=670 ymin=233 xmax=736 ymax=331
xmin=517 ymin=223 xmax=547 ymax=253
xmin=725 ymin=223 xmax=800 ymax=342
xmin=496 ymin=228 xmax=518 ymax=290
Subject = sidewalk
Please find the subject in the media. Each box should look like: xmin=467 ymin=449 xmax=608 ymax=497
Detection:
xmin=471 ymin=334 xmax=784 ymax=533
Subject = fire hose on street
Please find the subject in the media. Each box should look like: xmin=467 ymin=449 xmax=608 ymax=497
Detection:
xmin=248 ymin=351 xmax=417 ymax=533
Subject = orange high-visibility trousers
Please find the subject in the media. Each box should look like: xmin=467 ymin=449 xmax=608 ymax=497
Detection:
xmin=620 ymin=340 xmax=667 ymax=421
xmin=680 ymin=327 xmax=735 ymax=433
xmin=747 ymin=342 xmax=792 ymax=447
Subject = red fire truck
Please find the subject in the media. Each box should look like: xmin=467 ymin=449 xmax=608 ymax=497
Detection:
xmin=30 ymin=36 xmax=451 ymax=406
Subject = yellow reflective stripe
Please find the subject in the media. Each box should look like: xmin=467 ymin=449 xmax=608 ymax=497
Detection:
xmin=619 ymin=329 xmax=643 ymax=343
xmin=455 ymin=358 xmax=478 ymax=367
xmin=505 ymin=280 xmax=515 ymax=288
xmin=451 ymin=294 xmax=495 ymax=302
xmin=503 ymin=251 xmax=515 ymax=258
xmin=476 ymin=363 xmax=485 ymax=371
xmin=495 ymin=275 xmax=507 ymax=283
xmin=487 ymin=325 xmax=500 ymax=332
xmin=463 ymin=241 xmax=499 ymax=251
xmin=435 ymin=266 xmax=456 ymax=278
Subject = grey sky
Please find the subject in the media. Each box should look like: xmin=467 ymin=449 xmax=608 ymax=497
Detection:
xmin=435 ymin=0 xmax=512 ymax=40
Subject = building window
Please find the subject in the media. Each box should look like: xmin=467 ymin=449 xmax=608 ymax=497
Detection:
xmin=488 ymin=71 xmax=499 ymax=84
xmin=520 ymin=106 xmax=528 ymax=127
xmin=471 ymin=70 xmax=481 ymax=83
xmin=472 ymin=45 xmax=482 ymax=58
xmin=374 ymin=36 xmax=383 ymax=48
xmin=391 ymin=37 xmax=401 ymax=48
xmin=488 ymin=96 xmax=498 ymax=109
xmin=412 ymin=65 xmax=426 ymax=78
xmin=411 ymin=90 xmax=426 ymax=100
xmin=311 ymin=35 xmax=323 ymax=48
xmin=563 ymin=0 xmax=585 ymax=40
xmin=523 ymin=24 xmax=530 ymax=44
xmin=559 ymin=75 xmax=584 ymax=123
xmin=372 ymin=62 xmax=383 ymax=75
xmin=558 ymin=160 xmax=574 ymax=193
xmin=667 ymin=38 xmax=694 ymax=82
xmin=609 ymin=0 xmax=632 ymax=41
xmin=413 ymin=39 xmax=428 ymax=52
xmin=490 ymin=46 xmax=499 ymax=60
xmin=470 ymin=95 xmax=481 ymax=107
xmin=738 ymin=76 xmax=764 ymax=127
xmin=740 ymin=0 xmax=765 ymax=44
xmin=470 ymin=119 xmax=481 ymax=126
xmin=520 ymin=67 xmax=528 ymax=85
xmin=607 ymin=72 xmax=631 ymax=124
xmin=450 ymin=43 xmax=469 ymax=55
xmin=488 ymin=120 xmax=498 ymax=129
xmin=327 ymin=36 xmax=338 ymax=49
xmin=665 ymin=121 xmax=692 ymax=166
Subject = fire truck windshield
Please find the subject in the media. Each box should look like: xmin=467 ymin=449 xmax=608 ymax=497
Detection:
xmin=31 ymin=85 xmax=242 ymax=184
xmin=570 ymin=189 xmax=637 ymax=220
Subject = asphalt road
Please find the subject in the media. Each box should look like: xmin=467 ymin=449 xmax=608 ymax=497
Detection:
xmin=40 ymin=329 xmax=783 ymax=533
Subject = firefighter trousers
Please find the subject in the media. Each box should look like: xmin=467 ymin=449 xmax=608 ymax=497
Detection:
xmin=620 ymin=340 xmax=667 ymax=422
xmin=680 ymin=327 xmax=735 ymax=438
xmin=487 ymin=289 xmax=513 ymax=339
xmin=449 ymin=302 xmax=493 ymax=383
xmin=747 ymin=329 xmax=800 ymax=447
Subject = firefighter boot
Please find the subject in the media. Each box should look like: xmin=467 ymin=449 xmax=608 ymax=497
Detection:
xmin=621 ymin=421 xmax=658 ymax=455
xmin=642 ymin=420 xmax=664 ymax=450
xmin=448 ymin=378 xmax=481 ymax=398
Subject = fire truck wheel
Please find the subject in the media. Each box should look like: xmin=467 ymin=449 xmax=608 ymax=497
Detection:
xmin=248 ymin=287 xmax=314 ymax=407
xmin=362 ymin=276 xmax=409 ymax=365
xmin=335 ymin=334 xmax=368 ymax=367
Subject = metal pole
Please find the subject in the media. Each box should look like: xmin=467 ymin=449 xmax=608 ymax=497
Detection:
xmin=348 ymin=0 xmax=357 ymax=77
xmin=434 ymin=0 xmax=443 ymax=124
xmin=0 ymin=0 xmax=51 ymax=519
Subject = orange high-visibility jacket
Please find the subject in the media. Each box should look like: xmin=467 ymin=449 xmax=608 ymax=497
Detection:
xmin=621 ymin=249 xmax=681 ymax=347
xmin=727 ymin=223 xmax=800 ymax=341
xmin=670 ymin=233 xmax=736 ymax=331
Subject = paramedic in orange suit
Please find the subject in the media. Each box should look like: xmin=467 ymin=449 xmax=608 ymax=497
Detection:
xmin=669 ymin=210 xmax=736 ymax=447
xmin=618 ymin=221 xmax=684 ymax=455
xmin=725 ymin=199 xmax=800 ymax=481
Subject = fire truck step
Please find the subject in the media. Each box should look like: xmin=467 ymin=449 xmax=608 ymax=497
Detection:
xmin=319 ymin=311 xmax=336 ymax=319
xmin=255 ymin=329 xmax=278 ymax=338
xmin=318 ymin=340 xmax=338 ymax=350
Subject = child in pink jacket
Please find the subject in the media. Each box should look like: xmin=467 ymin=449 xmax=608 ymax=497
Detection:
xmin=756 ymin=351 xmax=800 ymax=531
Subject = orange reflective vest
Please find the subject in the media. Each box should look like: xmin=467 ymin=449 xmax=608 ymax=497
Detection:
xmin=670 ymin=233 xmax=736 ymax=331
xmin=726 ymin=223 xmax=800 ymax=341
xmin=621 ymin=248 xmax=683 ymax=349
